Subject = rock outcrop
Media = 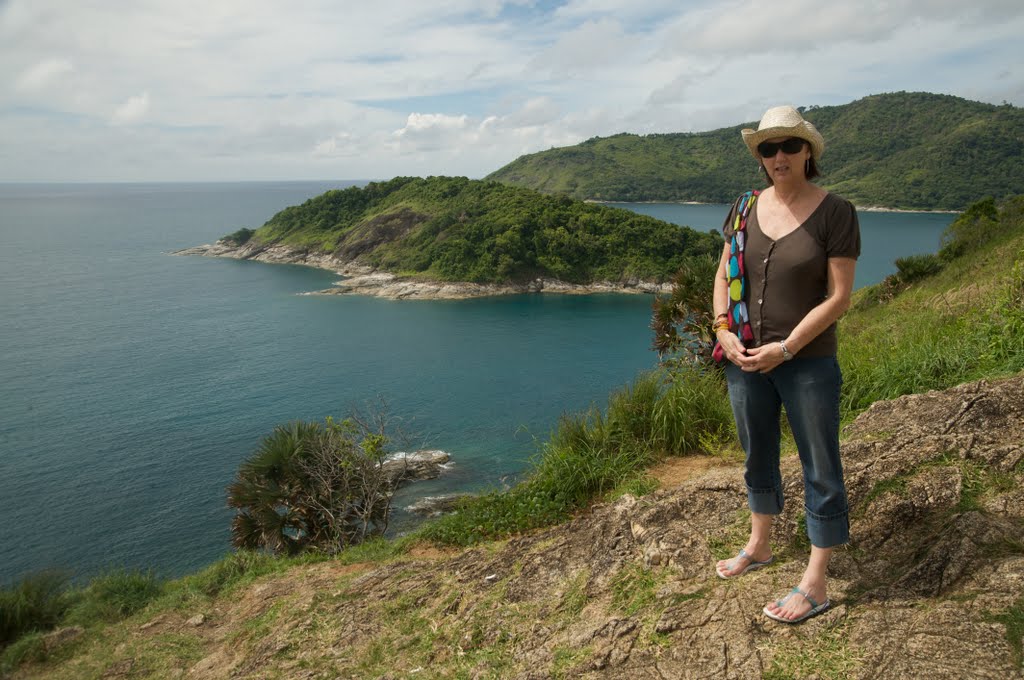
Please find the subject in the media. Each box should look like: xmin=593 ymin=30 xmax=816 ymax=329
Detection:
xmin=405 ymin=493 xmax=474 ymax=517
xmin=381 ymin=450 xmax=452 ymax=488
xmin=172 ymin=241 xmax=671 ymax=299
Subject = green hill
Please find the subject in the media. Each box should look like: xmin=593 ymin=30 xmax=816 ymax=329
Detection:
xmin=486 ymin=92 xmax=1024 ymax=210
xmin=228 ymin=175 xmax=720 ymax=285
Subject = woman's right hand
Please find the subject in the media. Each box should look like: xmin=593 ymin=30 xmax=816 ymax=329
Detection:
xmin=716 ymin=329 xmax=751 ymax=367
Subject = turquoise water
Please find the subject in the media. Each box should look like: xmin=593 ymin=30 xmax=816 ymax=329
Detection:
xmin=616 ymin=202 xmax=955 ymax=289
xmin=0 ymin=183 xmax=953 ymax=585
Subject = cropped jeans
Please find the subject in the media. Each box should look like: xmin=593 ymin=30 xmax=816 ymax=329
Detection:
xmin=725 ymin=355 xmax=849 ymax=548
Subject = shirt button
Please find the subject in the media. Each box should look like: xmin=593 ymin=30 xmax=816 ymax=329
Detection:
xmin=763 ymin=258 xmax=768 ymax=263
xmin=758 ymin=298 xmax=763 ymax=304
xmin=756 ymin=321 xmax=761 ymax=326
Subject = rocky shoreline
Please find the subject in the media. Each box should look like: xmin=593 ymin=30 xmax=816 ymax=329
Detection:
xmin=171 ymin=241 xmax=672 ymax=300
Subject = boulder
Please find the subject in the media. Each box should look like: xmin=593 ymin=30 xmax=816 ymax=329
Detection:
xmin=380 ymin=450 xmax=451 ymax=488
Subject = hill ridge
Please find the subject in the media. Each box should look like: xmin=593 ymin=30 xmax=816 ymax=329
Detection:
xmin=487 ymin=91 xmax=1024 ymax=210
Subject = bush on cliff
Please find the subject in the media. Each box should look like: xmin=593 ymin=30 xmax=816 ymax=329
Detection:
xmin=227 ymin=415 xmax=395 ymax=556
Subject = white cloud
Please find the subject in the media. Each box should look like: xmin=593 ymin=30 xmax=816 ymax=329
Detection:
xmin=15 ymin=57 xmax=73 ymax=91
xmin=0 ymin=0 xmax=1022 ymax=181
xmin=393 ymin=113 xmax=473 ymax=153
xmin=528 ymin=18 xmax=638 ymax=77
xmin=659 ymin=0 xmax=1024 ymax=57
xmin=111 ymin=92 xmax=150 ymax=125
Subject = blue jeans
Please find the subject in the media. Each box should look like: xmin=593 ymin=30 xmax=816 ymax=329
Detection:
xmin=725 ymin=356 xmax=849 ymax=548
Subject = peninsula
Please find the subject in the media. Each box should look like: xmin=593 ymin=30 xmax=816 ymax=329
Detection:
xmin=175 ymin=176 xmax=720 ymax=299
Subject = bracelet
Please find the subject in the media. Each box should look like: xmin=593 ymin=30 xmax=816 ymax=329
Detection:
xmin=712 ymin=320 xmax=730 ymax=334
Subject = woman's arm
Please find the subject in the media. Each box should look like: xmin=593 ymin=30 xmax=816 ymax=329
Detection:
xmin=743 ymin=256 xmax=857 ymax=372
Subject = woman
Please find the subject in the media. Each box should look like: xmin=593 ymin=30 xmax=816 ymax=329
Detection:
xmin=711 ymin=105 xmax=860 ymax=623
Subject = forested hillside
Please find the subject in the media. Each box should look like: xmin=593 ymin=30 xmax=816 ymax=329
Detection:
xmin=486 ymin=92 xmax=1024 ymax=210
xmin=226 ymin=175 xmax=720 ymax=285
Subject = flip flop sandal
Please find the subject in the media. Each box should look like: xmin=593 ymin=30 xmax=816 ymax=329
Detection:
xmin=763 ymin=587 xmax=831 ymax=623
xmin=715 ymin=549 xmax=774 ymax=579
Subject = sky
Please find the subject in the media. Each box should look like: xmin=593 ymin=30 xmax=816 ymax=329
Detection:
xmin=2 ymin=0 xmax=1023 ymax=182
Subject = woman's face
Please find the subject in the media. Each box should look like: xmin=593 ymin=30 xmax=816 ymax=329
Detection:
xmin=759 ymin=136 xmax=811 ymax=185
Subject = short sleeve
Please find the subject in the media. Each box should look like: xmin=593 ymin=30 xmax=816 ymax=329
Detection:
xmin=824 ymin=196 xmax=861 ymax=259
xmin=720 ymin=195 xmax=744 ymax=240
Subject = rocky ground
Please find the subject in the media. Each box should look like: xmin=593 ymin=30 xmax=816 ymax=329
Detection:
xmin=172 ymin=242 xmax=671 ymax=299
xmin=22 ymin=376 xmax=1024 ymax=678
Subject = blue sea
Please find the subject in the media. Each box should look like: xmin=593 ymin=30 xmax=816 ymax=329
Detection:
xmin=0 ymin=182 xmax=954 ymax=585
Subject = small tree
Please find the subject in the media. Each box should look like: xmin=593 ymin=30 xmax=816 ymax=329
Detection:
xmin=650 ymin=253 xmax=721 ymax=371
xmin=227 ymin=414 xmax=395 ymax=556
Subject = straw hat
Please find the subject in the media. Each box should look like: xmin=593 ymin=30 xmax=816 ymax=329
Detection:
xmin=741 ymin=105 xmax=825 ymax=161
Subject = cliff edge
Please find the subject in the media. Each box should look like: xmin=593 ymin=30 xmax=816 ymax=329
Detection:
xmin=22 ymin=374 xmax=1024 ymax=678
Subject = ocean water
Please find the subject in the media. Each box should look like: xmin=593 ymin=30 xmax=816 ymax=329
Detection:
xmin=617 ymin=201 xmax=955 ymax=289
xmin=0 ymin=183 xmax=953 ymax=585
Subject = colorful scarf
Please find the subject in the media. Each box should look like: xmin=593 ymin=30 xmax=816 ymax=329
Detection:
xmin=713 ymin=190 xmax=759 ymax=363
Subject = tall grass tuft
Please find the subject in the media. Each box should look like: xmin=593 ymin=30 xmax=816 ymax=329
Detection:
xmin=63 ymin=568 xmax=164 ymax=627
xmin=0 ymin=571 xmax=71 ymax=646
xmin=421 ymin=366 xmax=733 ymax=546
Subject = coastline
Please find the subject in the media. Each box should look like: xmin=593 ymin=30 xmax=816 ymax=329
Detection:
xmin=587 ymin=199 xmax=961 ymax=214
xmin=171 ymin=242 xmax=672 ymax=300
xmin=855 ymin=205 xmax=961 ymax=214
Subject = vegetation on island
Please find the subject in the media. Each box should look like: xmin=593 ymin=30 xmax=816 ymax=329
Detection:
xmin=5 ymin=195 xmax=1024 ymax=677
xmin=487 ymin=92 xmax=1024 ymax=210
xmin=230 ymin=175 xmax=721 ymax=285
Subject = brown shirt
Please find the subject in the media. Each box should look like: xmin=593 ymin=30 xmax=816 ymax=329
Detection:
xmin=722 ymin=192 xmax=861 ymax=357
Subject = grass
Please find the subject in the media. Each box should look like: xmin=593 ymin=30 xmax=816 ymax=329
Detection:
xmin=990 ymin=597 xmax=1024 ymax=669
xmin=839 ymin=196 xmax=1024 ymax=417
xmin=0 ymin=632 xmax=48 ymax=676
xmin=0 ymin=570 xmax=70 ymax=645
xmin=551 ymin=644 xmax=592 ymax=678
xmin=558 ymin=569 xmax=591 ymax=620
xmin=63 ymin=569 xmax=164 ymax=627
xmin=610 ymin=563 xmax=660 ymax=617
xmin=668 ymin=589 xmax=706 ymax=607
xmin=859 ymin=477 xmax=909 ymax=509
xmin=763 ymin=621 xmax=862 ymax=679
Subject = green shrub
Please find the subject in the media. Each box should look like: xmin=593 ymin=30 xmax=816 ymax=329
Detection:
xmin=894 ymin=253 xmax=944 ymax=283
xmin=0 ymin=571 xmax=70 ymax=646
xmin=227 ymin=414 xmax=395 ymax=556
xmin=650 ymin=254 xmax=721 ymax=367
xmin=222 ymin=227 xmax=255 ymax=245
xmin=939 ymin=196 xmax=998 ymax=261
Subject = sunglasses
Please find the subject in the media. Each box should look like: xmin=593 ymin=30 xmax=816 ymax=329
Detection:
xmin=757 ymin=138 xmax=806 ymax=158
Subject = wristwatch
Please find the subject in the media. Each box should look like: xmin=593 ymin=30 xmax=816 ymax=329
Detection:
xmin=779 ymin=339 xmax=794 ymax=361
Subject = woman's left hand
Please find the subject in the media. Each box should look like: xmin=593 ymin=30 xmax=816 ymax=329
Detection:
xmin=741 ymin=343 xmax=786 ymax=373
